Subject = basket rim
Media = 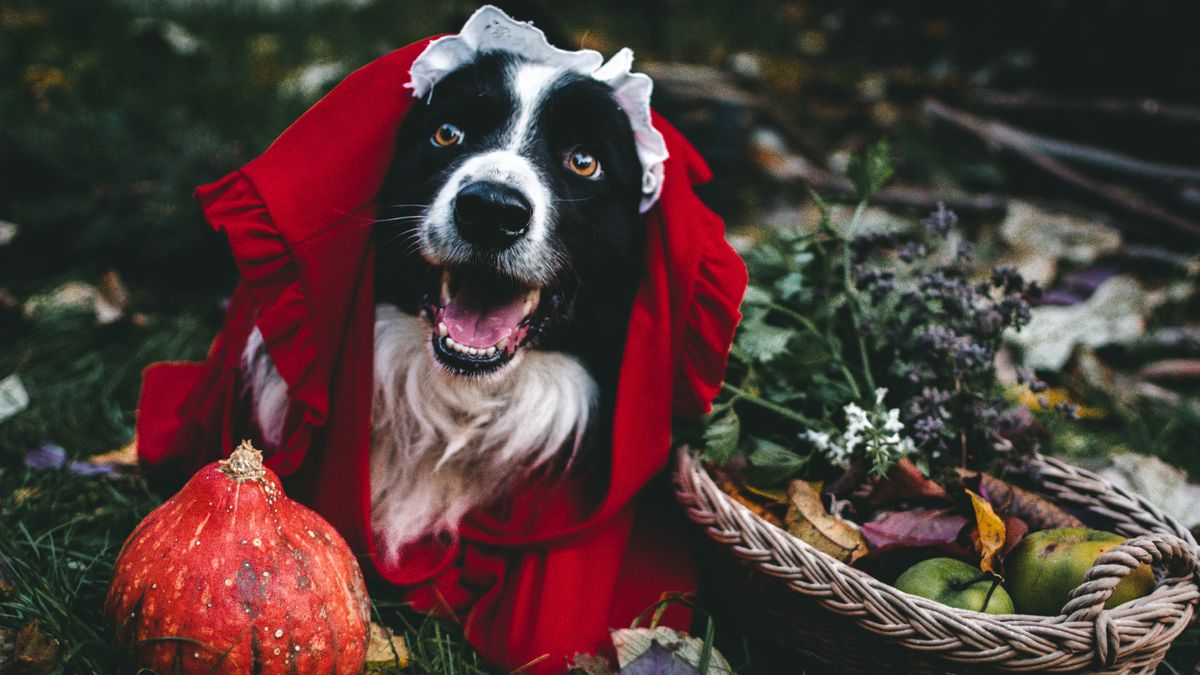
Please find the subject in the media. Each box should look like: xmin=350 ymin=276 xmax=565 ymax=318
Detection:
xmin=675 ymin=446 xmax=1200 ymax=671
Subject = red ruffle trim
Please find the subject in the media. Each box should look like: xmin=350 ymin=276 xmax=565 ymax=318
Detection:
xmin=193 ymin=170 xmax=327 ymax=476
xmin=674 ymin=232 xmax=746 ymax=418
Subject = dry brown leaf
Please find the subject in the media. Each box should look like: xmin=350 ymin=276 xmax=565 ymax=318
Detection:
xmin=743 ymin=482 xmax=788 ymax=504
xmin=785 ymin=480 xmax=868 ymax=563
xmin=966 ymin=489 xmax=1006 ymax=574
xmin=7 ymin=620 xmax=60 ymax=675
xmin=962 ymin=470 xmax=1085 ymax=530
xmin=87 ymin=437 xmax=139 ymax=467
xmin=364 ymin=621 xmax=410 ymax=672
xmin=710 ymin=467 xmax=785 ymax=527
xmin=612 ymin=626 xmax=732 ymax=674
xmin=567 ymin=652 xmax=615 ymax=675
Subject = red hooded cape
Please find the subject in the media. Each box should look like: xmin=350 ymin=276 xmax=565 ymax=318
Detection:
xmin=136 ymin=36 xmax=746 ymax=672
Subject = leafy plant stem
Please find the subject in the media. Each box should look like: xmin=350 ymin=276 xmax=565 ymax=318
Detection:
xmin=722 ymin=382 xmax=822 ymax=427
xmin=769 ymin=302 xmax=862 ymax=399
xmin=842 ymin=199 xmax=877 ymax=394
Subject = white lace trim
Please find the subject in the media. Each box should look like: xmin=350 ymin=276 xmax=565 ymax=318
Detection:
xmin=406 ymin=5 xmax=668 ymax=213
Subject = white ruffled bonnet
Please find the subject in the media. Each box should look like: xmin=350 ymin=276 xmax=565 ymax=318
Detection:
xmin=405 ymin=5 xmax=669 ymax=213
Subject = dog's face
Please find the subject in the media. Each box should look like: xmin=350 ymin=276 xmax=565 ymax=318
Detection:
xmin=375 ymin=52 xmax=646 ymax=381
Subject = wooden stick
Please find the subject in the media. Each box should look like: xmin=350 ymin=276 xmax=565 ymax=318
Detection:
xmin=924 ymin=99 xmax=1200 ymax=240
xmin=967 ymin=90 xmax=1200 ymax=126
xmin=1010 ymin=131 xmax=1200 ymax=183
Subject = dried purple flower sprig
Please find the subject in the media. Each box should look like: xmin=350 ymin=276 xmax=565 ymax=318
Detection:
xmin=695 ymin=142 xmax=1045 ymax=487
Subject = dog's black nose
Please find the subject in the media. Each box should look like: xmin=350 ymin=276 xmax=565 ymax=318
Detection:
xmin=453 ymin=181 xmax=531 ymax=249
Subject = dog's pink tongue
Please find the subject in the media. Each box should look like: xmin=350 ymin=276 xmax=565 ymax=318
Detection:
xmin=443 ymin=278 xmax=527 ymax=348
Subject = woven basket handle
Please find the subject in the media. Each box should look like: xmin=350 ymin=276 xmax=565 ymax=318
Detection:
xmin=1059 ymin=534 xmax=1198 ymax=667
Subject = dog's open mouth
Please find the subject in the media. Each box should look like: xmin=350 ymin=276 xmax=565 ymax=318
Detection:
xmin=423 ymin=268 xmax=550 ymax=375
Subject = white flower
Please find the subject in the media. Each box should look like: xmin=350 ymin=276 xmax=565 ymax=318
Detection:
xmin=803 ymin=430 xmax=831 ymax=451
xmin=883 ymin=408 xmax=904 ymax=434
xmin=804 ymin=392 xmax=918 ymax=472
xmin=803 ymin=429 xmax=850 ymax=467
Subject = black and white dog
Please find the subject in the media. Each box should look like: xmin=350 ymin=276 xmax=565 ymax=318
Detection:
xmin=243 ymin=15 xmax=656 ymax=562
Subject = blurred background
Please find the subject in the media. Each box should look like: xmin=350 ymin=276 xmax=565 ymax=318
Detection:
xmin=1 ymin=0 xmax=1199 ymax=671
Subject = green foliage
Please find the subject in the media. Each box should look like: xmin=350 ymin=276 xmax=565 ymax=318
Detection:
xmin=745 ymin=438 xmax=808 ymax=485
xmin=702 ymin=411 xmax=741 ymax=465
xmin=705 ymin=146 xmax=1038 ymax=487
xmin=0 ymin=307 xmax=216 ymax=459
xmin=0 ymin=468 xmax=161 ymax=672
xmin=369 ymin=598 xmax=491 ymax=675
xmin=846 ymin=140 xmax=895 ymax=201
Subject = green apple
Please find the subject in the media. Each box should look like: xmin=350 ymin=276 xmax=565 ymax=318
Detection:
xmin=1006 ymin=528 xmax=1154 ymax=616
xmin=894 ymin=557 xmax=1014 ymax=614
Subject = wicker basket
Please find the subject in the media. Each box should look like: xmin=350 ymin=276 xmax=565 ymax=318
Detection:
xmin=675 ymin=448 xmax=1200 ymax=674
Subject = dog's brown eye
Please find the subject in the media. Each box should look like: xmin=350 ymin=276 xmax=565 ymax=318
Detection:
xmin=565 ymin=148 xmax=601 ymax=179
xmin=431 ymin=123 xmax=464 ymax=147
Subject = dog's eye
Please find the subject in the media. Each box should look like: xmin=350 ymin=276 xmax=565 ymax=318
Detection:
xmin=431 ymin=123 xmax=465 ymax=147
xmin=564 ymin=148 xmax=602 ymax=179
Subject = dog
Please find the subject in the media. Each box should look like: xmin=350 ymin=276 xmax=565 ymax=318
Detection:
xmin=242 ymin=49 xmax=647 ymax=563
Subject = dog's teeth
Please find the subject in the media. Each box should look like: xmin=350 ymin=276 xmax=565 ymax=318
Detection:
xmin=485 ymin=346 xmax=496 ymax=357
xmin=468 ymin=347 xmax=478 ymax=356
xmin=445 ymin=337 xmax=457 ymax=349
xmin=440 ymin=270 xmax=452 ymax=306
xmin=438 ymin=322 xmax=448 ymax=337
xmin=496 ymin=337 xmax=508 ymax=351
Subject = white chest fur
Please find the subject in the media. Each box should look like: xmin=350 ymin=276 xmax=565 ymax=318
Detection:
xmin=242 ymin=305 xmax=597 ymax=563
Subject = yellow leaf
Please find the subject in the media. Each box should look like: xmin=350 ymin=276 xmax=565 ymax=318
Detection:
xmin=785 ymin=480 xmax=868 ymax=563
xmin=1017 ymin=386 xmax=1104 ymax=419
xmin=365 ymin=621 xmax=410 ymax=672
xmin=966 ymin=489 xmax=1006 ymax=574
xmin=743 ymin=482 xmax=788 ymax=504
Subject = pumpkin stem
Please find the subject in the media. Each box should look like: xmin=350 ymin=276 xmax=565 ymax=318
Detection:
xmin=219 ymin=440 xmax=268 ymax=482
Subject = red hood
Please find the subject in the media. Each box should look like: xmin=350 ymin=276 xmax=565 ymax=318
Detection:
xmin=137 ymin=36 xmax=746 ymax=672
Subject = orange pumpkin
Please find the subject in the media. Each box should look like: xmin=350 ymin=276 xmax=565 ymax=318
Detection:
xmin=105 ymin=441 xmax=370 ymax=673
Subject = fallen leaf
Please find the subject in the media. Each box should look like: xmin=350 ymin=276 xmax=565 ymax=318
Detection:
xmin=24 ymin=443 xmax=128 ymax=477
xmin=1016 ymin=386 xmax=1104 ymax=419
xmin=130 ymin=18 xmax=205 ymax=56
xmin=568 ymin=653 xmax=615 ymax=675
xmin=280 ymin=61 xmax=350 ymax=101
xmin=0 ymin=554 xmax=14 ymax=598
xmin=784 ymin=480 xmax=868 ymax=563
xmin=742 ymin=482 xmax=787 ymax=504
xmin=364 ymin=621 xmax=409 ymax=672
xmin=87 ymin=437 xmax=139 ymax=468
xmin=24 ymin=443 xmax=66 ymax=471
xmin=95 ymin=269 xmax=130 ymax=324
xmin=8 ymin=620 xmax=59 ymax=674
xmin=619 ymin=642 xmax=699 ymax=675
xmin=1007 ymin=275 xmax=1154 ymax=371
xmin=0 ymin=220 xmax=16 ymax=246
xmin=709 ymin=466 xmax=786 ymax=527
xmin=962 ymin=470 xmax=1085 ymax=530
xmin=998 ymin=201 xmax=1121 ymax=286
xmin=0 ymin=374 xmax=30 ymax=424
xmin=22 ymin=280 xmax=126 ymax=324
xmin=868 ymin=458 xmax=950 ymax=506
xmin=1100 ymin=452 xmax=1200 ymax=529
xmin=966 ymin=490 xmax=1006 ymax=575
xmin=860 ymin=508 xmax=969 ymax=551
xmin=612 ymin=627 xmax=731 ymax=675
xmin=1002 ymin=516 xmax=1029 ymax=557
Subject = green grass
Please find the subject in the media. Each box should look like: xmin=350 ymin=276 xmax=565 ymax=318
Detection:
xmin=0 ymin=2 xmax=549 ymax=669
